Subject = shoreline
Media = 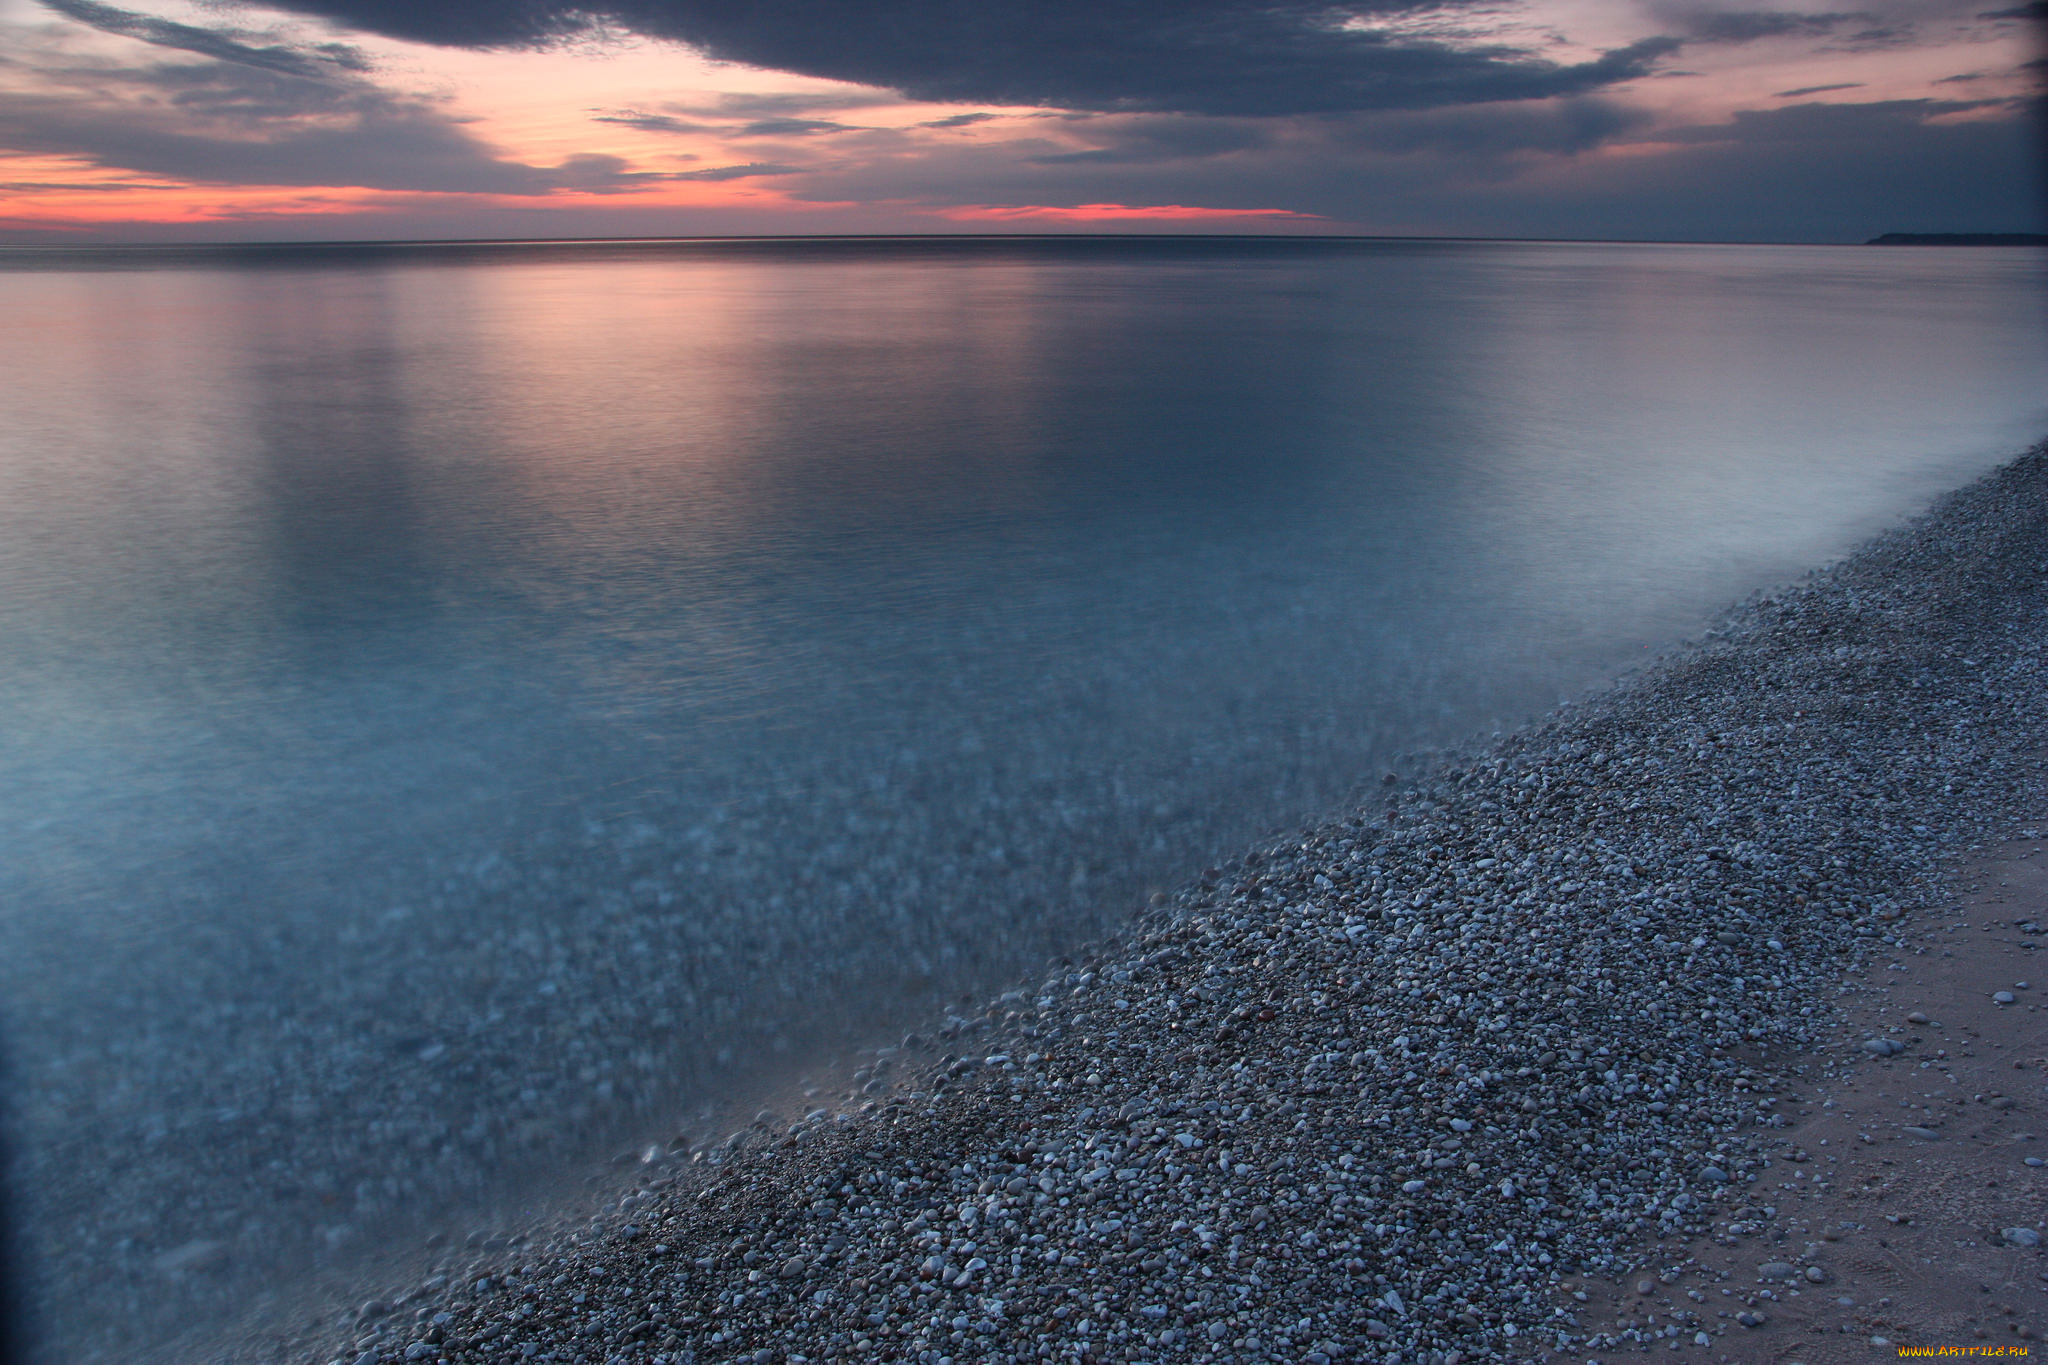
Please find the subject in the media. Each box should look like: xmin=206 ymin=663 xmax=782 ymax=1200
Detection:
xmin=282 ymin=440 xmax=2048 ymax=1365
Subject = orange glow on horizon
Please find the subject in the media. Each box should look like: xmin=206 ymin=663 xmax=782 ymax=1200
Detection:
xmin=0 ymin=172 xmax=849 ymax=232
xmin=0 ymin=167 xmax=1322 ymax=235
xmin=935 ymin=203 xmax=1323 ymax=223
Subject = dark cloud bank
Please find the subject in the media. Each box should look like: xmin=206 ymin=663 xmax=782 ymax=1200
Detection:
xmin=241 ymin=0 xmax=1690 ymax=117
xmin=38 ymin=0 xmax=374 ymax=77
xmin=8 ymin=0 xmax=710 ymax=197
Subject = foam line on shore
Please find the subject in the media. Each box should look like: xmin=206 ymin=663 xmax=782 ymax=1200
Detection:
xmin=291 ymin=442 xmax=2048 ymax=1365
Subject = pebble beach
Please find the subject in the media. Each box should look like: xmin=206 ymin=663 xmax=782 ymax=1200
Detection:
xmin=246 ymin=436 xmax=2048 ymax=1365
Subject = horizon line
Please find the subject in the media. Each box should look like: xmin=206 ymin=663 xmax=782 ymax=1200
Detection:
xmin=3 ymin=228 xmax=2032 ymax=251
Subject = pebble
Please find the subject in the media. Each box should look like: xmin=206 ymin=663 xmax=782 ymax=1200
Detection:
xmin=1995 ymin=991 xmax=2018 ymax=1005
xmin=286 ymin=445 xmax=2048 ymax=1365
xmin=1903 ymin=1126 xmax=1943 ymax=1140
xmin=2005 ymin=1228 xmax=2042 ymax=1248
xmin=1906 ymin=1011 xmax=1930 ymax=1024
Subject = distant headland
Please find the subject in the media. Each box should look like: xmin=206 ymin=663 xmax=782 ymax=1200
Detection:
xmin=1868 ymin=232 xmax=2048 ymax=246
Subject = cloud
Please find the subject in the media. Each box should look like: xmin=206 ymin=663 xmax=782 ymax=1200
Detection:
xmin=1340 ymin=96 xmax=1653 ymax=157
xmin=1653 ymin=96 xmax=2009 ymax=143
xmin=678 ymin=90 xmax=897 ymax=117
xmin=1658 ymin=8 xmax=1867 ymax=44
xmin=14 ymin=0 xmax=2040 ymax=245
xmin=1823 ymin=24 xmax=1917 ymax=50
xmin=733 ymin=116 xmax=859 ymax=136
xmin=544 ymin=151 xmax=687 ymax=192
xmin=0 ymin=42 xmax=667 ymax=194
xmin=758 ymin=90 xmax=2039 ymax=243
xmin=671 ymin=161 xmax=802 ymax=179
xmin=591 ymin=111 xmax=714 ymax=134
xmin=15 ymin=0 xmax=617 ymax=193
xmin=592 ymin=100 xmax=879 ymax=138
xmin=239 ymin=0 xmax=1689 ymax=118
xmin=1774 ymin=82 xmax=1865 ymax=96
xmin=1516 ymin=96 xmax=2044 ymax=239
xmin=36 ymin=0 xmax=370 ymax=77
xmin=0 ymin=176 xmax=186 ymax=190
xmin=1026 ymin=116 xmax=1272 ymax=166
xmin=1043 ymin=99 xmax=1638 ymax=169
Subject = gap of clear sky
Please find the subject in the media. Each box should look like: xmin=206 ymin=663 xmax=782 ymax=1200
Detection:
xmin=0 ymin=0 xmax=2041 ymax=243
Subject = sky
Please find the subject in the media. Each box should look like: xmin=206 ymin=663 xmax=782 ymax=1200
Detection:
xmin=0 ymin=0 xmax=2041 ymax=242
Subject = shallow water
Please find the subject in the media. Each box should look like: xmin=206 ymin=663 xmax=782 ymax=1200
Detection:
xmin=0 ymin=237 xmax=2041 ymax=1359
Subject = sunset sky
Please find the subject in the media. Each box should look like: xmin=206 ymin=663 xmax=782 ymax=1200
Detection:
xmin=0 ymin=0 xmax=2040 ymax=242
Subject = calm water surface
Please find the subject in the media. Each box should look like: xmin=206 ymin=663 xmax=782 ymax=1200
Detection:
xmin=0 ymin=237 xmax=2042 ymax=1360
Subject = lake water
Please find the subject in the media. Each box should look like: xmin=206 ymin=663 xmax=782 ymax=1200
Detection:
xmin=0 ymin=237 xmax=2042 ymax=1361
